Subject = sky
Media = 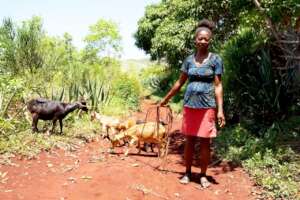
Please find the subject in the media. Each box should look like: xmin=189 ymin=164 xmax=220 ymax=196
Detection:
xmin=0 ymin=0 xmax=160 ymax=59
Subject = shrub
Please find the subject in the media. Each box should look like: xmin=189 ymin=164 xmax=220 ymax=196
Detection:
xmin=215 ymin=119 xmax=300 ymax=199
xmin=244 ymin=149 xmax=299 ymax=199
xmin=112 ymin=72 xmax=141 ymax=110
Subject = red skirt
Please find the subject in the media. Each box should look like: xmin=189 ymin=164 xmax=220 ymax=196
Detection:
xmin=181 ymin=107 xmax=217 ymax=138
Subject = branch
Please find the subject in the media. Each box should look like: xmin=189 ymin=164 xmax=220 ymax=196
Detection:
xmin=278 ymin=40 xmax=299 ymax=44
xmin=279 ymin=55 xmax=300 ymax=60
xmin=252 ymin=0 xmax=264 ymax=12
xmin=296 ymin=16 xmax=300 ymax=33
xmin=252 ymin=0 xmax=280 ymax=42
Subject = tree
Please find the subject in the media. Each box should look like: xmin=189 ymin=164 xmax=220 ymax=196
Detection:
xmin=135 ymin=0 xmax=244 ymax=67
xmin=0 ymin=18 xmax=17 ymax=73
xmin=63 ymin=33 xmax=76 ymax=64
xmin=16 ymin=16 xmax=44 ymax=72
xmin=83 ymin=19 xmax=122 ymax=61
xmin=135 ymin=0 xmax=299 ymax=67
xmin=135 ymin=0 xmax=300 ymax=124
xmin=0 ymin=16 xmax=47 ymax=73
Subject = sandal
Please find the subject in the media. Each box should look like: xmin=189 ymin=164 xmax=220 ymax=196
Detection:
xmin=199 ymin=175 xmax=211 ymax=188
xmin=179 ymin=173 xmax=191 ymax=184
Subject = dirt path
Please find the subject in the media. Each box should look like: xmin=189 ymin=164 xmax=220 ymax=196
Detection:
xmin=0 ymin=100 xmax=259 ymax=200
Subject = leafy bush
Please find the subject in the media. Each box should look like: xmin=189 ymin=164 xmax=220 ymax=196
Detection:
xmin=112 ymin=72 xmax=141 ymax=110
xmin=140 ymin=63 xmax=168 ymax=93
xmin=0 ymin=75 xmax=25 ymax=118
xmin=215 ymin=118 xmax=300 ymax=199
xmin=222 ymin=26 xmax=299 ymax=126
xmin=244 ymin=149 xmax=299 ymax=199
xmin=215 ymin=124 xmax=257 ymax=163
xmin=0 ymin=114 xmax=99 ymax=157
xmin=139 ymin=62 xmax=185 ymax=104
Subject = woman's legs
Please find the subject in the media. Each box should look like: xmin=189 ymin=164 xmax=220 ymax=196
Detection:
xmin=180 ymin=135 xmax=196 ymax=184
xmin=184 ymin=135 xmax=197 ymax=174
xmin=199 ymin=137 xmax=211 ymax=188
xmin=199 ymin=137 xmax=211 ymax=175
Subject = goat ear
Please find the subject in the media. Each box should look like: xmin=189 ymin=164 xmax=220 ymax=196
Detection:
xmin=80 ymin=100 xmax=87 ymax=106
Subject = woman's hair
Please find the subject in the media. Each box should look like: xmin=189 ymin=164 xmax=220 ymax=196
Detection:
xmin=195 ymin=19 xmax=215 ymax=36
xmin=197 ymin=19 xmax=215 ymax=31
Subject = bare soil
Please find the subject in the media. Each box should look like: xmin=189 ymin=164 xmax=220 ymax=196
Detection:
xmin=0 ymin=100 xmax=259 ymax=200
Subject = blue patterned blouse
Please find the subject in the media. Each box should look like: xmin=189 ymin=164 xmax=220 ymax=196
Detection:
xmin=181 ymin=53 xmax=224 ymax=109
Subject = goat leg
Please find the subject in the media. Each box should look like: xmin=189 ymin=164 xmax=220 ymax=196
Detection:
xmin=124 ymin=148 xmax=130 ymax=156
xmin=51 ymin=119 xmax=57 ymax=134
xmin=125 ymin=138 xmax=137 ymax=156
xmin=105 ymin=126 xmax=111 ymax=140
xmin=31 ymin=113 xmax=39 ymax=132
xmin=157 ymin=143 xmax=162 ymax=157
xmin=106 ymin=127 xmax=110 ymax=139
xmin=59 ymin=119 xmax=63 ymax=134
xmin=159 ymin=142 xmax=167 ymax=157
xmin=150 ymin=143 xmax=154 ymax=152
xmin=137 ymin=141 xmax=141 ymax=154
xmin=143 ymin=143 xmax=154 ymax=153
xmin=100 ymin=126 xmax=108 ymax=139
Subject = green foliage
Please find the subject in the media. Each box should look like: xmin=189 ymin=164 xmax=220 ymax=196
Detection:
xmin=0 ymin=16 xmax=51 ymax=74
xmin=0 ymin=118 xmax=15 ymax=135
xmin=39 ymin=34 xmax=77 ymax=70
xmin=112 ymin=72 xmax=141 ymax=110
xmin=0 ymin=18 xmax=17 ymax=73
xmin=260 ymin=0 xmax=300 ymax=23
xmin=0 ymin=75 xmax=24 ymax=118
xmin=100 ymin=98 xmax=133 ymax=116
xmin=135 ymin=0 xmax=248 ymax=67
xmin=139 ymin=62 xmax=184 ymax=104
xmin=0 ymin=16 xmax=139 ymax=116
xmin=0 ymin=16 xmax=146 ymax=172
xmin=222 ymin=26 xmax=298 ymax=124
xmin=84 ymin=19 xmax=122 ymax=59
xmin=134 ymin=3 xmax=168 ymax=55
xmin=23 ymin=60 xmax=138 ymax=113
xmin=244 ymin=149 xmax=299 ymax=199
xmin=140 ymin=63 xmax=170 ymax=92
xmin=136 ymin=0 xmax=300 ymax=126
xmin=69 ymin=80 xmax=112 ymax=111
xmin=215 ymin=125 xmax=256 ymax=163
xmin=0 ymin=115 xmax=99 ymax=157
xmin=215 ymin=119 xmax=300 ymax=199
xmin=16 ymin=16 xmax=44 ymax=72
xmin=0 ymin=17 xmax=123 ymax=76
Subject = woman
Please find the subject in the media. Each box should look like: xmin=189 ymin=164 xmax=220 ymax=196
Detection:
xmin=159 ymin=19 xmax=225 ymax=188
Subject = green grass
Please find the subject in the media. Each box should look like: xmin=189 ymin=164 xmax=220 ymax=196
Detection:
xmin=0 ymin=114 xmax=100 ymax=161
xmin=214 ymin=117 xmax=300 ymax=200
xmin=244 ymin=149 xmax=299 ymax=199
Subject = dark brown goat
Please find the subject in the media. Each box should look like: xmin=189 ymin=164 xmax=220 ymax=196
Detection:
xmin=27 ymin=98 xmax=88 ymax=134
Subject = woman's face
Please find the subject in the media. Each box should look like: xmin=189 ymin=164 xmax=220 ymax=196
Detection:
xmin=195 ymin=29 xmax=212 ymax=51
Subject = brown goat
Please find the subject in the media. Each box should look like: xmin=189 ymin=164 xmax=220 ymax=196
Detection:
xmin=90 ymin=111 xmax=120 ymax=137
xmin=110 ymin=122 xmax=167 ymax=156
xmin=90 ymin=111 xmax=137 ymax=139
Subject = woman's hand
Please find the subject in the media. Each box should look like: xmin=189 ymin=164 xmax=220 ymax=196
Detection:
xmin=217 ymin=111 xmax=225 ymax=128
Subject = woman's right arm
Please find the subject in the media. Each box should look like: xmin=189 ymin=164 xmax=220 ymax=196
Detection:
xmin=159 ymin=72 xmax=188 ymax=106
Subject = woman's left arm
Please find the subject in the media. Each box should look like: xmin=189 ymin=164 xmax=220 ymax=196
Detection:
xmin=214 ymin=75 xmax=225 ymax=128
